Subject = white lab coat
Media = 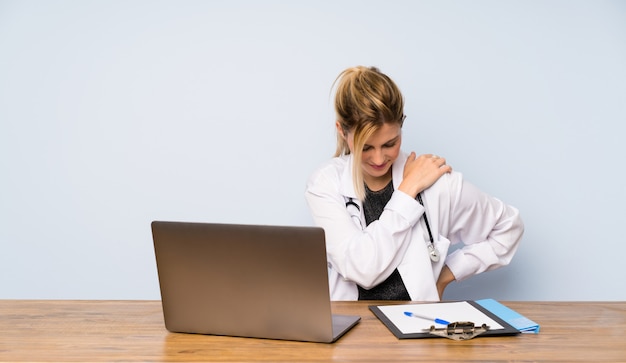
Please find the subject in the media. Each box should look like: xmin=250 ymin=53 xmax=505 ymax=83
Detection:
xmin=305 ymin=151 xmax=524 ymax=301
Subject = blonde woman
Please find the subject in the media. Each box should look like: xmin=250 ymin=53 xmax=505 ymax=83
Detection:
xmin=305 ymin=66 xmax=524 ymax=301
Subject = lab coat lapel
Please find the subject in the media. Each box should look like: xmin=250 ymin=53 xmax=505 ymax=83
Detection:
xmin=391 ymin=152 xmax=408 ymax=191
xmin=339 ymin=155 xmax=364 ymax=227
xmin=339 ymin=154 xmax=359 ymax=200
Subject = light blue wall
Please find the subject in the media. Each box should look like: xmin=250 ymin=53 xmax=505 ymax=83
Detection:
xmin=1 ymin=0 xmax=624 ymax=300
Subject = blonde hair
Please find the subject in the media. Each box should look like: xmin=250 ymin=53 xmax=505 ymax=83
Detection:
xmin=332 ymin=66 xmax=405 ymax=200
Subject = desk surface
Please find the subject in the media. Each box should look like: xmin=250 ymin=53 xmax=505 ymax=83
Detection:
xmin=0 ymin=300 xmax=624 ymax=362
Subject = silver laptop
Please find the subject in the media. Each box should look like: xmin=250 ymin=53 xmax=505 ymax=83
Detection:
xmin=151 ymin=221 xmax=360 ymax=343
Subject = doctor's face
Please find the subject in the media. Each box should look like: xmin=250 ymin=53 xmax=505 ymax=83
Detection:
xmin=345 ymin=122 xmax=402 ymax=186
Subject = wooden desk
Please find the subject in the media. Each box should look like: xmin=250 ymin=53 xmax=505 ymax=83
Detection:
xmin=0 ymin=300 xmax=624 ymax=362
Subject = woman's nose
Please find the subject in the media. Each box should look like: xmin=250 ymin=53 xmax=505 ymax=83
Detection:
xmin=371 ymin=149 xmax=385 ymax=164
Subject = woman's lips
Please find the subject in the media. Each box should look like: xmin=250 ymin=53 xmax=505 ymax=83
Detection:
xmin=369 ymin=162 xmax=388 ymax=171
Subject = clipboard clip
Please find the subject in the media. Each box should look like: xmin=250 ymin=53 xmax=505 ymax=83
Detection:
xmin=425 ymin=321 xmax=490 ymax=341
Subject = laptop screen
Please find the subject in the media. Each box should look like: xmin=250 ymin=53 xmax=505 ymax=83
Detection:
xmin=151 ymin=221 xmax=359 ymax=343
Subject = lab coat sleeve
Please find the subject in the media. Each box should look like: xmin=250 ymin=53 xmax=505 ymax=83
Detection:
xmin=443 ymin=175 xmax=524 ymax=281
xmin=305 ymin=166 xmax=424 ymax=289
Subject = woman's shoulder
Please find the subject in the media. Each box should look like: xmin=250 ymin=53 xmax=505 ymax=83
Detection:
xmin=309 ymin=155 xmax=349 ymax=177
xmin=306 ymin=155 xmax=350 ymax=189
xmin=423 ymin=170 xmax=464 ymax=199
xmin=439 ymin=169 xmax=463 ymax=185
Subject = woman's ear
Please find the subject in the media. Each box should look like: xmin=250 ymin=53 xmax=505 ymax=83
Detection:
xmin=335 ymin=121 xmax=346 ymax=139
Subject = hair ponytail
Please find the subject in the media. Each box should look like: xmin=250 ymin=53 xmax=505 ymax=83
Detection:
xmin=331 ymin=66 xmax=404 ymax=200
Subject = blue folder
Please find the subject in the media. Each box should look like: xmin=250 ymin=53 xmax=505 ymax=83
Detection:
xmin=476 ymin=299 xmax=540 ymax=334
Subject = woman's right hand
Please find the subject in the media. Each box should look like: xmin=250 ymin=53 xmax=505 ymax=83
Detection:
xmin=398 ymin=152 xmax=452 ymax=198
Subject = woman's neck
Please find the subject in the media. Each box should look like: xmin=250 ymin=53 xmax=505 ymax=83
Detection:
xmin=364 ymin=172 xmax=392 ymax=192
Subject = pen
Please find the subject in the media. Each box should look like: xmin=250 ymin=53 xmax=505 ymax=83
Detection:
xmin=403 ymin=311 xmax=450 ymax=325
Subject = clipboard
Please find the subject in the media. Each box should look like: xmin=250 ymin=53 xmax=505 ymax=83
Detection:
xmin=369 ymin=301 xmax=521 ymax=339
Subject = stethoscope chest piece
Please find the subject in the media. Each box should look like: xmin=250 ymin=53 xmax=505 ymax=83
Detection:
xmin=428 ymin=244 xmax=440 ymax=262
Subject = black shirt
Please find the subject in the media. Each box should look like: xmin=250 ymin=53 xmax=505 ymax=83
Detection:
xmin=357 ymin=180 xmax=411 ymax=301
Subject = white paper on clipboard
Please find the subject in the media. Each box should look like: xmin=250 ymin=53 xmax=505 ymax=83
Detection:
xmin=376 ymin=301 xmax=505 ymax=334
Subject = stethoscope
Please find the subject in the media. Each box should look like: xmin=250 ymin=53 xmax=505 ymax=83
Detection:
xmin=416 ymin=193 xmax=440 ymax=262
xmin=345 ymin=198 xmax=363 ymax=228
xmin=345 ymin=194 xmax=440 ymax=262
